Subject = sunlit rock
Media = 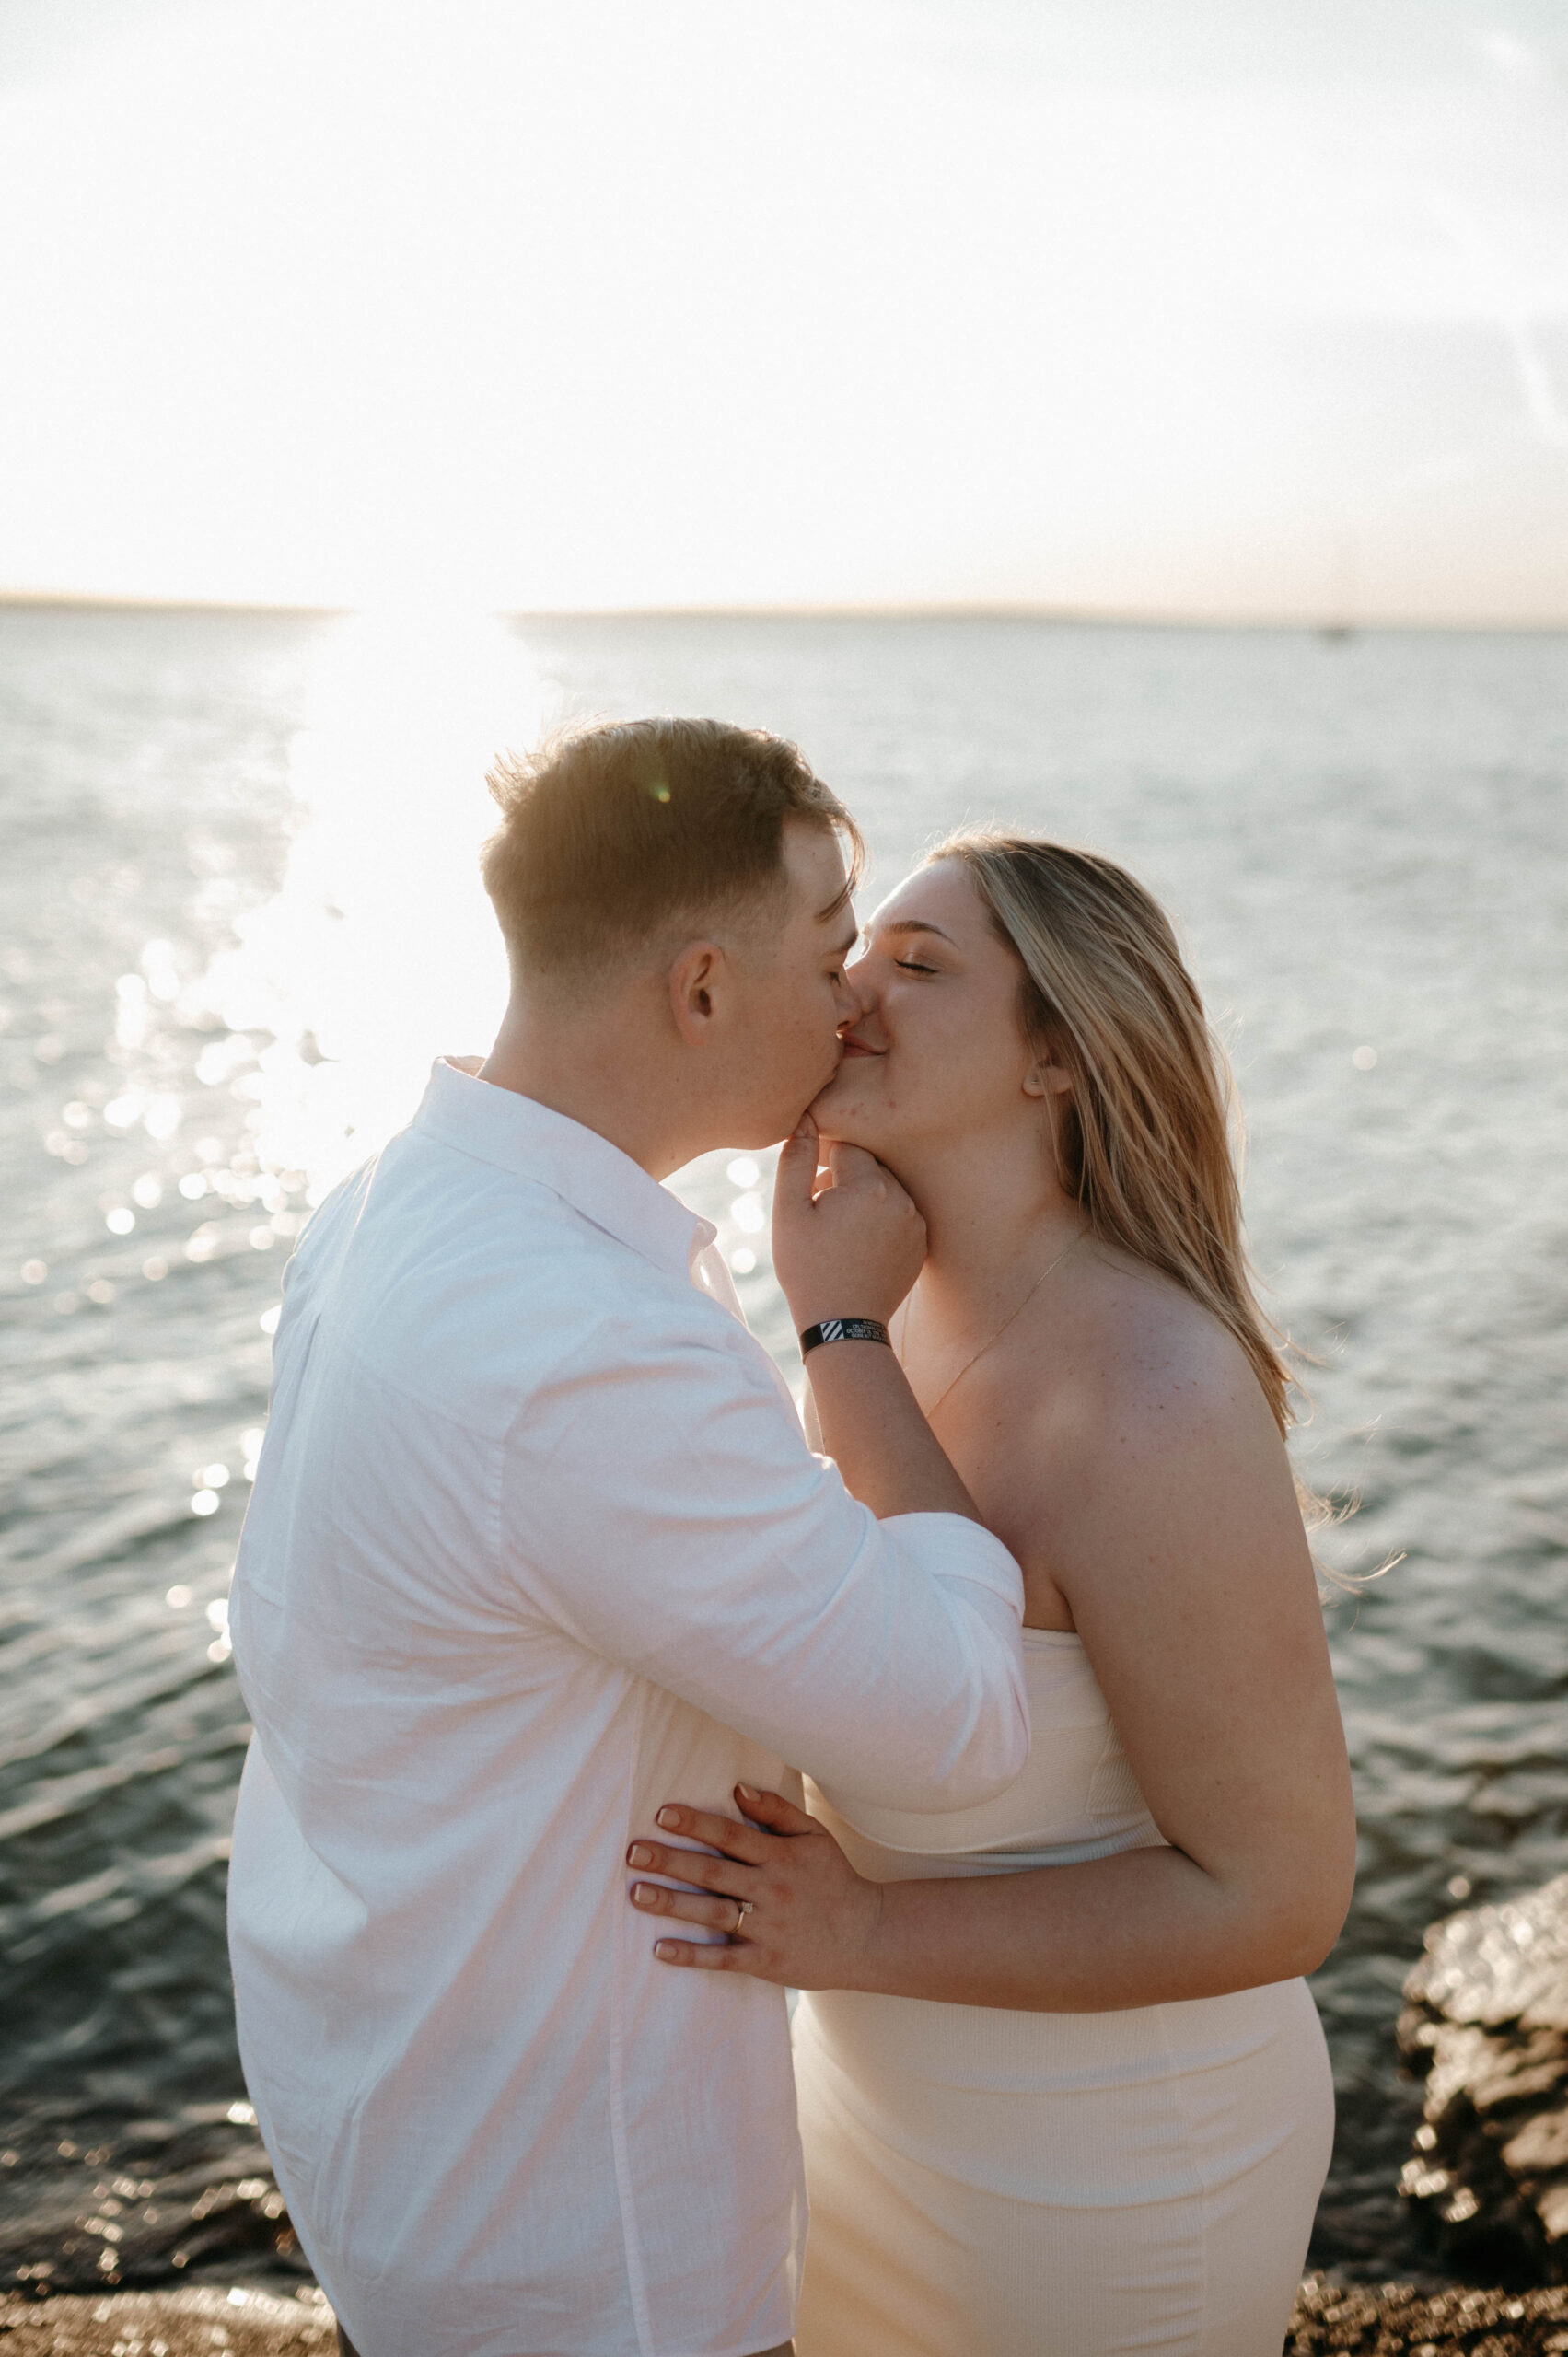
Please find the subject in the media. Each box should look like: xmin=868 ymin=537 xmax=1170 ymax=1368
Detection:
xmin=1398 ymin=1875 xmax=1568 ymax=2283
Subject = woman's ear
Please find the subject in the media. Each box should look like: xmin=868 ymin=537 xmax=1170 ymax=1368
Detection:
xmin=1023 ymin=1058 xmax=1074 ymax=1101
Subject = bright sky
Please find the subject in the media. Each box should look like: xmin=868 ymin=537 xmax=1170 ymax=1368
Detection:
xmin=4 ymin=0 xmax=1568 ymax=621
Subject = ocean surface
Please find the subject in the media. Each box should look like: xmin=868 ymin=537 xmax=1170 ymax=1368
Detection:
xmin=2 ymin=602 xmax=1565 ymax=2296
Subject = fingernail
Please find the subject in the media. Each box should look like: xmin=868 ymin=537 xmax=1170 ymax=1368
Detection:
xmin=627 ymin=1843 xmax=653 ymax=1867
xmin=736 ymin=1784 xmax=759 ymax=1804
xmin=632 ymin=1883 xmax=657 ymax=1906
xmin=656 ymin=1806 xmax=679 ymax=1829
xmin=654 ymin=1941 xmax=680 ymax=1961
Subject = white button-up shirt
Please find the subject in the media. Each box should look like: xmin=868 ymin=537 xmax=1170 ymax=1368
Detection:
xmin=227 ymin=1059 xmax=1028 ymax=2357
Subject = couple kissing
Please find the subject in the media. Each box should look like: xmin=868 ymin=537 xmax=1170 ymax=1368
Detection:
xmin=226 ymin=715 xmax=1353 ymax=2357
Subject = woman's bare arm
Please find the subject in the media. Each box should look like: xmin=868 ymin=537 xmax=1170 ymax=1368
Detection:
xmin=628 ymin=1331 xmax=1355 ymax=2010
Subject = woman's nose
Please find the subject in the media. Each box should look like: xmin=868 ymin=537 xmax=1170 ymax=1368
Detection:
xmin=845 ymin=955 xmax=878 ymax=1018
xmin=837 ymin=957 xmax=881 ymax=1037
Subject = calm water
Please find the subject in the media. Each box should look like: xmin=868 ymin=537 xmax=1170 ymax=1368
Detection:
xmin=2 ymin=603 xmax=1565 ymax=2293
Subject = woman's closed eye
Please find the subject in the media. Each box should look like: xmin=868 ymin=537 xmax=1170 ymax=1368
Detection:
xmin=895 ymin=958 xmax=937 ymax=974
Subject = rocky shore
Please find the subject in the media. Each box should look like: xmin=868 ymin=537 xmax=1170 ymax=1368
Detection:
xmin=1286 ymin=2276 xmax=1568 ymax=2351
xmin=6 ymin=1878 xmax=1568 ymax=2357
xmin=6 ymin=2278 xmax=1568 ymax=2357
xmin=1398 ymin=1875 xmax=1568 ymax=2284
xmin=0 ymin=2285 xmax=334 ymax=2353
xmin=1274 ymin=1872 xmax=1568 ymax=2352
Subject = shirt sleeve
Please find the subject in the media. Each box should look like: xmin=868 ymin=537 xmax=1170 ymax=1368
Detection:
xmin=499 ymin=1311 xmax=1029 ymax=1813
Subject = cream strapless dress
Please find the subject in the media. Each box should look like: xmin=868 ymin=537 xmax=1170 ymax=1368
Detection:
xmin=792 ymin=1631 xmax=1333 ymax=2357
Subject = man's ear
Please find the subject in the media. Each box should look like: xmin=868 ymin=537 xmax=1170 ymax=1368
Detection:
xmin=667 ymin=941 xmax=726 ymax=1045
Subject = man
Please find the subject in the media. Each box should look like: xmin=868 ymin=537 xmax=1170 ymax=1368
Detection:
xmin=226 ymin=717 xmax=1028 ymax=2357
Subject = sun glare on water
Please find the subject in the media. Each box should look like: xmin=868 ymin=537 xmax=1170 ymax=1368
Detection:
xmin=198 ymin=603 xmax=545 ymax=1203
xmin=162 ymin=602 xmax=793 ymax=1362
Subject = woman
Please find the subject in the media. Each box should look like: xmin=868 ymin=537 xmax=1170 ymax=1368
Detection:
xmin=627 ymin=832 xmax=1355 ymax=2356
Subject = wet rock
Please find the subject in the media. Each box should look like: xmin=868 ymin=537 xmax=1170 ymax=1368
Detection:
xmin=1283 ymin=2282 xmax=1565 ymax=2357
xmin=0 ymin=2283 xmax=334 ymax=2352
xmin=1285 ymin=2274 xmax=1568 ymax=2352
xmin=1398 ymin=1875 xmax=1568 ymax=2283
xmin=9 ymin=2281 xmax=1568 ymax=2357
xmin=0 ymin=2114 xmax=311 ymax=2303
xmin=0 ymin=2142 xmax=308 ymax=2297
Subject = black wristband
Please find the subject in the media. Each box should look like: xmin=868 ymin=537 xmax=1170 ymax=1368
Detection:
xmin=798 ymin=1318 xmax=890 ymax=1357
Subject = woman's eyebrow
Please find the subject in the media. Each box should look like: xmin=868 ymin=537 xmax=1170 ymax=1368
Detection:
xmin=879 ymin=918 xmax=956 ymax=944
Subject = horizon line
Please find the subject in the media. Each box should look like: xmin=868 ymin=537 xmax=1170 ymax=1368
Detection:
xmin=3 ymin=587 xmax=1567 ymax=635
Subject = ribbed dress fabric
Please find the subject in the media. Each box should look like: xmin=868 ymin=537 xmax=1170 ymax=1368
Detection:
xmin=792 ymin=1630 xmax=1333 ymax=2357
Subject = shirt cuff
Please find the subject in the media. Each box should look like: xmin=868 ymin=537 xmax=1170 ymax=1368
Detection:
xmin=878 ymin=1510 xmax=1026 ymax=1610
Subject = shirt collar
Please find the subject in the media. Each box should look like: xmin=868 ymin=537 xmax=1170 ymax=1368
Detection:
xmin=411 ymin=1058 xmax=718 ymax=1286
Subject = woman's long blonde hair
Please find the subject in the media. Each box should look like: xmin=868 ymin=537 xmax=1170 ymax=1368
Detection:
xmin=933 ymin=830 xmax=1296 ymax=1437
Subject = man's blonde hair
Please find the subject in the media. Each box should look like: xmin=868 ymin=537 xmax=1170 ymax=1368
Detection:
xmin=482 ymin=716 xmax=862 ymax=979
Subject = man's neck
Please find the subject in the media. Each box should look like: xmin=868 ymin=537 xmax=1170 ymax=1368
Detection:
xmin=479 ymin=1009 xmax=703 ymax=1181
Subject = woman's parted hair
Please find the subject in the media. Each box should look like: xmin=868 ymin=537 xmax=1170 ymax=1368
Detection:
xmin=932 ymin=830 xmax=1296 ymax=1436
xmin=482 ymin=715 xmax=861 ymax=978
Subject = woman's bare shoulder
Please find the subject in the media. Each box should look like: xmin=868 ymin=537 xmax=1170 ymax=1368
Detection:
xmin=1020 ymin=1248 xmax=1307 ymax=1628
xmin=1049 ymin=1245 xmax=1281 ymax=1470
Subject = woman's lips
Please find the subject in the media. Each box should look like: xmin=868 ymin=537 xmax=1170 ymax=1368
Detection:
xmin=838 ymin=1033 xmax=883 ymax=1058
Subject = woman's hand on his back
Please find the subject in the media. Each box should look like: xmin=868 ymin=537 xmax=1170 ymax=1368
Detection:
xmin=627 ymin=1786 xmax=884 ymax=1988
xmin=772 ymin=1117 xmax=926 ymax=1334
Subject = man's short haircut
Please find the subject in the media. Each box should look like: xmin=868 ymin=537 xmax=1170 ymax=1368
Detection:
xmin=482 ymin=716 xmax=863 ymax=979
